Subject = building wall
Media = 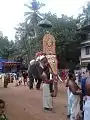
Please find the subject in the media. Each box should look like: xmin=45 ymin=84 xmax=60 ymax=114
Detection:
xmin=81 ymin=47 xmax=90 ymax=58
xmin=81 ymin=46 xmax=90 ymax=67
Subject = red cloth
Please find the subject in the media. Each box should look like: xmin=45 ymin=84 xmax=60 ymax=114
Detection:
xmin=61 ymin=70 xmax=66 ymax=81
xmin=36 ymin=51 xmax=44 ymax=57
xmin=43 ymin=80 xmax=53 ymax=84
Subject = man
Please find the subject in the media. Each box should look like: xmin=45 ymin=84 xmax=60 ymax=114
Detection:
xmin=66 ymin=69 xmax=75 ymax=119
xmin=15 ymin=71 xmax=20 ymax=86
xmin=28 ymin=59 xmax=36 ymax=89
xmin=84 ymin=63 xmax=90 ymax=120
xmin=39 ymin=55 xmax=54 ymax=111
xmin=22 ymin=71 xmax=28 ymax=85
xmin=80 ymin=71 xmax=87 ymax=120
xmin=68 ymin=72 xmax=82 ymax=120
xmin=82 ymin=72 xmax=86 ymax=79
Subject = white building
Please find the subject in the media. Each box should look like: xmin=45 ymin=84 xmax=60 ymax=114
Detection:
xmin=80 ymin=39 xmax=90 ymax=67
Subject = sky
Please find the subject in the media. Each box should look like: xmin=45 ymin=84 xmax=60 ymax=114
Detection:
xmin=0 ymin=0 xmax=89 ymax=40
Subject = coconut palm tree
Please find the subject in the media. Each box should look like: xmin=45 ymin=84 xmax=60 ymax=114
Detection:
xmin=24 ymin=0 xmax=45 ymax=37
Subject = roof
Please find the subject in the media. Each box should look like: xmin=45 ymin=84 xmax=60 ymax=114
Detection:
xmin=0 ymin=59 xmax=8 ymax=62
xmin=81 ymin=40 xmax=90 ymax=45
xmin=4 ymin=62 xmax=19 ymax=64
xmin=0 ymin=58 xmax=20 ymax=64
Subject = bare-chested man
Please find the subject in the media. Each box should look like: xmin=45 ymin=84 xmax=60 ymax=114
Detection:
xmin=68 ymin=72 xmax=82 ymax=120
xmin=84 ymin=63 xmax=90 ymax=120
xmin=66 ymin=69 xmax=75 ymax=119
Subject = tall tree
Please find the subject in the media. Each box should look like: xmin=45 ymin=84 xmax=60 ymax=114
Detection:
xmin=44 ymin=13 xmax=83 ymax=68
xmin=0 ymin=36 xmax=9 ymax=59
xmin=77 ymin=2 xmax=90 ymax=29
xmin=15 ymin=5 xmax=89 ymax=68
xmin=0 ymin=36 xmax=16 ymax=59
xmin=15 ymin=0 xmax=45 ymax=61
xmin=24 ymin=0 xmax=45 ymax=37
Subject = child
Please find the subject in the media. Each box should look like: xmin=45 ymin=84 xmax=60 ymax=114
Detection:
xmin=0 ymin=99 xmax=8 ymax=120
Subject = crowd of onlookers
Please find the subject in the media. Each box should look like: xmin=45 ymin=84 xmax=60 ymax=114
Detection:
xmin=0 ymin=70 xmax=29 ymax=88
xmin=0 ymin=65 xmax=90 ymax=120
xmin=66 ymin=64 xmax=90 ymax=120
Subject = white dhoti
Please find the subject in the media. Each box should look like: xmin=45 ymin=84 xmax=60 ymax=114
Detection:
xmin=70 ymin=93 xmax=80 ymax=120
xmin=43 ymin=83 xmax=53 ymax=109
xmin=84 ymin=96 xmax=90 ymax=120
xmin=67 ymin=88 xmax=71 ymax=115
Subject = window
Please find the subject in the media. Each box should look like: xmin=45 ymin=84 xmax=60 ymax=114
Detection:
xmin=86 ymin=46 xmax=90 ymax=55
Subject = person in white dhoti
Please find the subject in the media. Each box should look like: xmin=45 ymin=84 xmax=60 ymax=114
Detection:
xmin=67 ymin=87 xmax=71 ymax=118
xmin=70 ymin=92 xmax=81 ymax=120
xmin=42 ymin=72 xmax=53 ymax=110
xmin=66 ymin=75 xmax=71 ymax=118
xmin=84 ymin=63 xmax=90 ymax=120
xmin=39 ymin=55 xmax=53 ymax=111
xmin=68 ymin=73 xmax=82 ymax=120
xmin=66 ymin=69 xmax=75 ymax=119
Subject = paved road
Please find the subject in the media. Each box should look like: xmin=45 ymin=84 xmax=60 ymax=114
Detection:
xmin=0 ymin=83 xmax=67 ymax=120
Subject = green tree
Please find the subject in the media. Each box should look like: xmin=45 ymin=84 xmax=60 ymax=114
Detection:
xmin=15 ymin=13 xmax=80 ymax=68
xmin=24 ymin=0 xmax=45 ymax=37
xmin=77 ymin=2 xmax=90 ymax=29
xmin=0 ymin=36 xmax=16 ymax=59
xmin=15 ymin=6 xmax=88 ymax=68
xmin=44 ymin=13 xmax=83 ymax=68
xmin=15 ymin=22 xmax=43 ymax=62
xmin=15 ymin=0 xmax=45 ymax=62
xmin=0 ymin=36 xmax=9 ymax=59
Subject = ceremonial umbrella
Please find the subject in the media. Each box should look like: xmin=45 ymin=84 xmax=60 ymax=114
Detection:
xmin=38 ymin=19 xmax=52 ymax=28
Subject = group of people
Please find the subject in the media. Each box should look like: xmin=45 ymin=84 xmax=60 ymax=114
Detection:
xmin=15 ymin=71 xmax=28 ymax=86
xmin=10 ymin=53 xmax=57 ymax=112
xmin=16 ymin=52 xmax=90 ymax=120
xmin=66 ymin=64 xmax=90 ymax=120
xmin=4 ymin=52 xmax=90 ymax=120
